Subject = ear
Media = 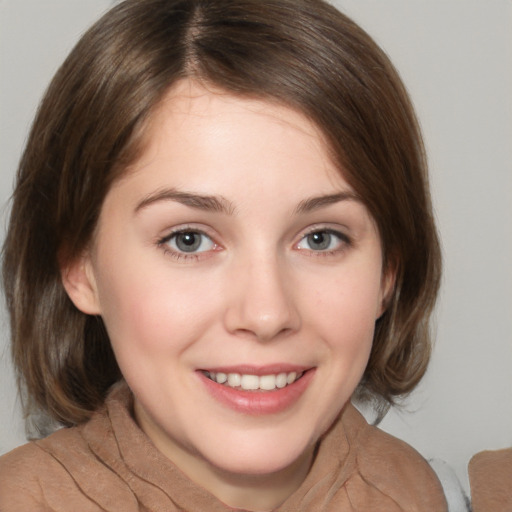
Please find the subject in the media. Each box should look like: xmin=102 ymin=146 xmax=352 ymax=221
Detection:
xmin=61 ymin=252 xmax=101 ymax=315
xmin=377 ymin=260 xmax=397 ymax=318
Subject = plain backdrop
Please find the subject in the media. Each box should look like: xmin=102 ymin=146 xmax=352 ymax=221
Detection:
xmin=0 ymin=0 xmax=511 ymax=495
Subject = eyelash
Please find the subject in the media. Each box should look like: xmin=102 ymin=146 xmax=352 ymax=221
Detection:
xmin=157 ymin=226 xmax=351 ymax=262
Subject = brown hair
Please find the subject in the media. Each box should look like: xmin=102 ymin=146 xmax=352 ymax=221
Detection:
xmin=2 ymin=0 xmax=441 ymax=427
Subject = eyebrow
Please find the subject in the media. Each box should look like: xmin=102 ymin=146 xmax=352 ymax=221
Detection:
xmin=135 ymin=188 xmax=359 ymax=216
xmin=295 ymin=191 xmax=361 ymax=214
xmin=134 ymin=188 xmax=235 ymax=215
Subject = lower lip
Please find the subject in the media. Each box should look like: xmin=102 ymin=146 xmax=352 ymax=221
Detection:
xmin=198 ymin=369 xmax=315 ymax=415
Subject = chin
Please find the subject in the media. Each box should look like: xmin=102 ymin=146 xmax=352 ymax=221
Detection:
xmin=201 ymin=431 xmax=314 ymax=477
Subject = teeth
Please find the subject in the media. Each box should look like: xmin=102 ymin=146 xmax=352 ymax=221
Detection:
xmin=241 ymin=374 xmax=259 ymax=390
xmin=227 ymin=373 xmax=241 ymax=387
xmin=205 ymin=371 xmax=302 ymax=391
xmin=276 ymin=373 xmax=288 ymax=389
xmin=286 ymin=372 xmax=297 ymax=384
xmin=259 ymin=374 xmax=276 ymax=390
xmin=216 ymin=372 xmax=227 ymax=384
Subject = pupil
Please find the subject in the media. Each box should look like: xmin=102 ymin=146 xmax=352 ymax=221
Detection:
xmin=308 ymin=232 xmax=330 ymax=250
xmin=176 ymin=232 xmax=200 ymax=252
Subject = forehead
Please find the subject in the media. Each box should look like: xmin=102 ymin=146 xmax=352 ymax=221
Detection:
xmin=111 ymin=79 xmax=353 ymax=206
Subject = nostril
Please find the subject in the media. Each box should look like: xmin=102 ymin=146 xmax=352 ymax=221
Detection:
xmin=231 ymin=324 xmax=296 ymax=343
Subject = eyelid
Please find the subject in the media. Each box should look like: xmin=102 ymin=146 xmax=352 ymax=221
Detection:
xmin=302 ymin=225 xmax=349 ymax=238
xmin=300 ymin=224 xmax=350 ymax=241
xmin=159 ymin=225 xmax=209 ymax=243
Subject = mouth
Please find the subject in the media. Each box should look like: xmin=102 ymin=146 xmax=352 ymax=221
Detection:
xmin=198 ymin=366 xmax=315 ymax=414
xmin=201 ymin=370 xmax=304 ymax=391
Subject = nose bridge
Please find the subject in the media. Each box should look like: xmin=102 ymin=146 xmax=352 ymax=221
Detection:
xmin=224 ymin=248 xmax=300 ymax=341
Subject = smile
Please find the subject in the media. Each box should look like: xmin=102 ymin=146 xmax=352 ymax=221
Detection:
xmin=199 ymin=367 xmax=315 ymax=414
xmin=202 ymin=371 xmax=303 ymax=391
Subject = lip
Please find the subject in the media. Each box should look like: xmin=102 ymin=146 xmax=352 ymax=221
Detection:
xmin=200 ymin=364 xmax=310 ymax=376
xmin=197 ymin=366 xmax=315 ymax=415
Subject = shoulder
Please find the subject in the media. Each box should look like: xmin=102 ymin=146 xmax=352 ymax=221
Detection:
xmin=0 ymin=440 xmax=62 ymax=509
xmin=0 ymin=393 xmax=145 ymax=512
xmin=342 ymin=405 xmax=448 ymax=511
xmin=0 ymin=426 xmax=115 ymax=511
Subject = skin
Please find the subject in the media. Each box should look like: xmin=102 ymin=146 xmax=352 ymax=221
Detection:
xmin=64 ymin=80 xmax=393 ymax=511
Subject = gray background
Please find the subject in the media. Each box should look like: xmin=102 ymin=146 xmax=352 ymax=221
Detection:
xmin=1 ymin=0 xmax=511 ymax=494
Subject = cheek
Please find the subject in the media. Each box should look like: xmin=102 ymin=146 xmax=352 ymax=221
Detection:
xmin=304 ymin=263 xmax=383 ymax=376
xmin=310 ymin=269 xmax=383 ymax=333
xmin=94 ymin=264 xmax=219 ymax=358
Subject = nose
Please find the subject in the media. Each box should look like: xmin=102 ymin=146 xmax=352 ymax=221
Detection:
xmin=223 ymin=254 xmax=301 ymax=342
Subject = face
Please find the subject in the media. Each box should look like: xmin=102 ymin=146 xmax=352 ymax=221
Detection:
xmin=66 ymin=80 xmax=391 ymax=504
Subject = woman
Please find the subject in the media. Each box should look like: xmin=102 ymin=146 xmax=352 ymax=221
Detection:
xmin=0 ymin=0 xmax=445 ymax=509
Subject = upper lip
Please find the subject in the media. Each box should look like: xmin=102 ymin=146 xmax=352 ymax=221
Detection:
xmin=198 ymin=364 xmax=312 ymax=376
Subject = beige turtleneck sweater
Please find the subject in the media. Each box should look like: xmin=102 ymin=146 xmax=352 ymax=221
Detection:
xmin=0 ymin=383 xmax=447 ymax=511
xmin=469 ymin=447 xmax=512 ymax=512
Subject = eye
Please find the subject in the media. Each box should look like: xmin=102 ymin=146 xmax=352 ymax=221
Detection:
xmin=296 ymin=229 xmax=347 ymax=252
xmin=163 ymin=230 xmax=216 ymax=254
